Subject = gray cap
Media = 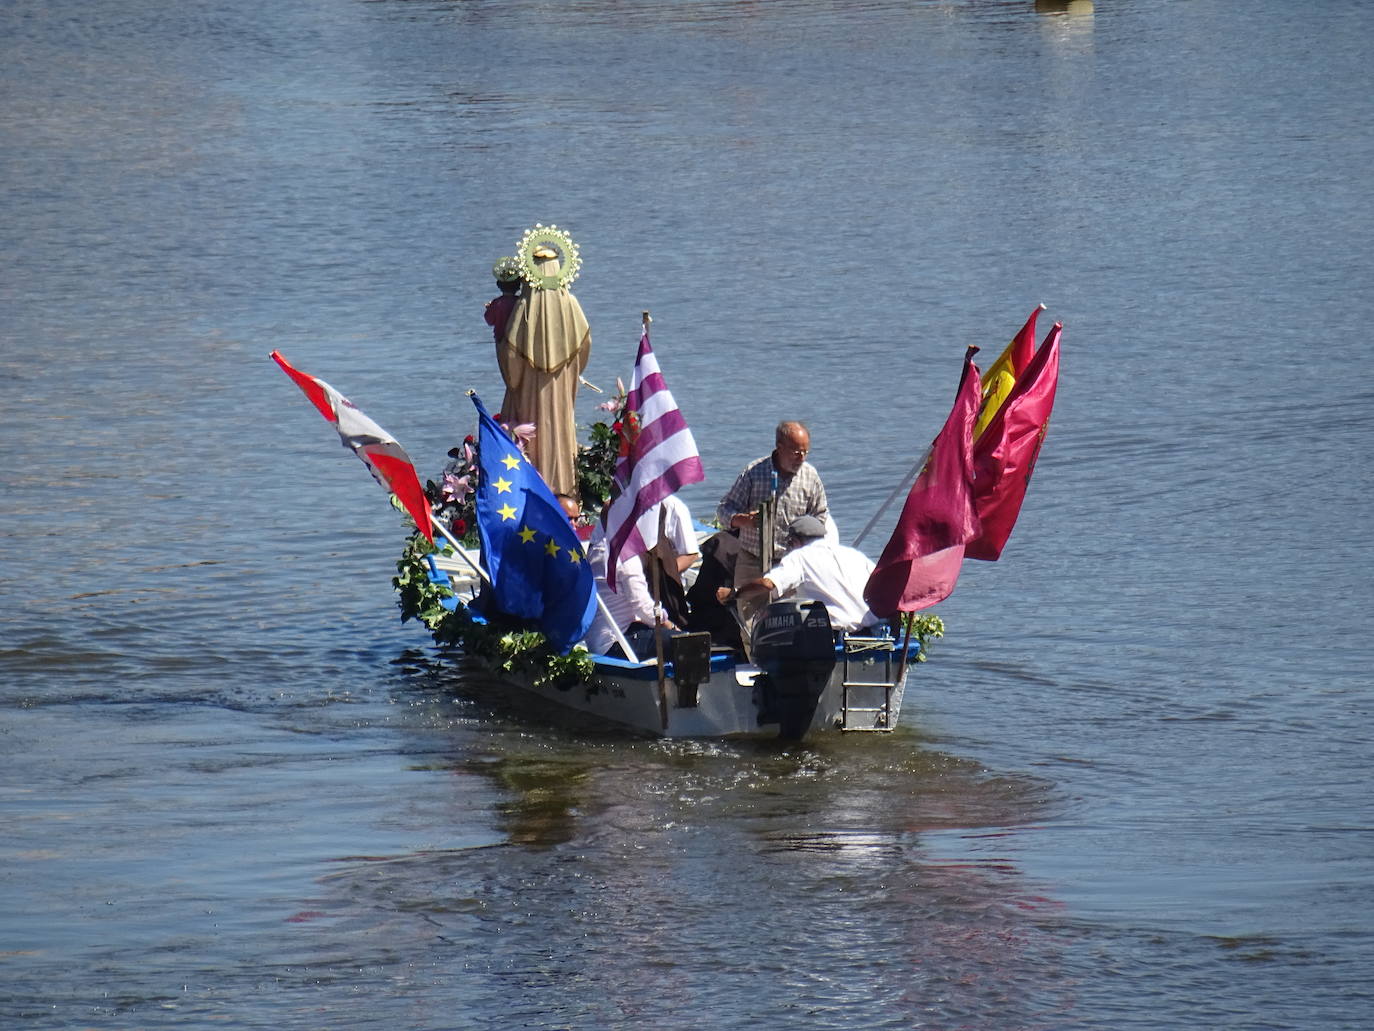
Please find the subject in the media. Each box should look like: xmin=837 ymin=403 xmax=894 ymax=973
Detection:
xmin=787 ymin=515 xmax=826 ymax=540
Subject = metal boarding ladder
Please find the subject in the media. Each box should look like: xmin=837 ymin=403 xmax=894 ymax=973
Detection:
xmin=839 ymin=636 xmax=901 ymax=731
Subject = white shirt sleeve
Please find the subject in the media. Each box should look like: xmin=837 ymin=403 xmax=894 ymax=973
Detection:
xmin=663 ymin=495 xmax=699 ymax=559
xmin=615 ymin=553 xmax=658 ymax=626
xmin=765 ymin=548 xmax=806 ymax=597
xmin=588 ymin=533 xmax=658 ymax=642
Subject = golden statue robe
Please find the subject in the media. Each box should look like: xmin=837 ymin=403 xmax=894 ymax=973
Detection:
xmin=496 ymin=256 xmax=591 ymax=496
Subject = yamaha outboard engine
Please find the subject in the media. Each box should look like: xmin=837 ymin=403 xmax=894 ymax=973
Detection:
xmin=750 ymin=600 xmax=837 ymax=739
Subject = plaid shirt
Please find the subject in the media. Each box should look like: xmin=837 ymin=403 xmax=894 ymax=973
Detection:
xmin=716 ymin=454 xmax=828 ymax=564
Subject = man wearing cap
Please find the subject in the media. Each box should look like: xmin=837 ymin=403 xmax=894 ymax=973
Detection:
xmin=716 ymin=420 xmax=828 ymax=634
xmin=733 ymin=515 xmax=883 ymax=634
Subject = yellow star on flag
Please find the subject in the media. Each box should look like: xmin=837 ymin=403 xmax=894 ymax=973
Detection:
xmin=544 ymin=539 xmax=561 ymax=558
xmin=566 ymin=549 xmax=583 ymax=565
xmin=501 ymin=453 xmax=521 ymax=470
xmin=494 ymin=476 xmax=513 ymax=494
xmin=517 ymin=526 xmax=537 ymax=544
xmin=497 ymin=503 xmax=517 ymax=522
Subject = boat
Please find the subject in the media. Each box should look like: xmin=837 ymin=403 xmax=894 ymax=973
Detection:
xmin=274 ymin=294 xmax=1060 ymax=741
xmin=275 ymin=232 xmax=1064 ymax=744
xmin=421 ymin=546 xmax=923 ymax=740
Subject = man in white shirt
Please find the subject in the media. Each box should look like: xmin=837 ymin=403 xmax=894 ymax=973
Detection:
xmin=733 ymin=515 xmax=883 ymax=633
xmin=584 ymin=496 xmax=700 ymax=658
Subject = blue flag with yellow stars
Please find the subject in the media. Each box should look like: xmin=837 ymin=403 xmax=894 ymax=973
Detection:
xmin=470 ymin=394 xmax=596 ymax=653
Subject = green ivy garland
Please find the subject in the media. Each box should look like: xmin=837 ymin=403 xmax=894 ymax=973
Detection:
xmin=394 ymin=530 xmax=594 ymax=688
xmin=899 ymin=612 xmax=945 ymax=662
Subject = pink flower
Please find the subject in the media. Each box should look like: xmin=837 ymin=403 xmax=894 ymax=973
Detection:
xmin=441 ymin=471 xmax=471 ymax=503
xmin=502 ymin=421 xmax=536 ymax=455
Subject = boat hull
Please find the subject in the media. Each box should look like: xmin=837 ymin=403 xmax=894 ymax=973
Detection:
xmin=454 ymin=637 xmax=913 ymax=739
xmin=421 ymin=548 xmax=918 ymax=739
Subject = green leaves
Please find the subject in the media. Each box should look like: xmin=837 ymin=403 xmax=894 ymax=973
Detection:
xmin=393 ymin=530 xmax=594 ymax=686
xmin=899 ymin=613 xmax=946 ymax=663
xmin=576 ymin=418 xmax=620 ymax=515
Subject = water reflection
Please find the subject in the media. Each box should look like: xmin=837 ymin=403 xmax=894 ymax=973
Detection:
xmin=306 ymin=669 xmax=1079 ymax=1025
xmin=485 ymin=757 xmax=589 ymax=850
xmin=1035 ymin=0 xmax=1095 ymax=52
xmin=1035 ymin=0 xmax=1094 ymax=15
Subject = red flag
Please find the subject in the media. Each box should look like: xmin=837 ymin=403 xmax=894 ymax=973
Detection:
xmin=270 ymin=351 xmax=434 ymax=544
xmin=974 ymin=304 xmax=1042 ymax=441
xmin=863 ymin=349 xmax=982 ymax=617
xmin=966 ymin=323 xmax=1061 ymax=561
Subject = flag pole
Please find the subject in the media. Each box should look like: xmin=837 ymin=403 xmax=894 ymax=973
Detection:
xmin=434 ymin=510 xmax=637 ymax=662
xmin=895 ymin=613 xmax=915 ymax=685
xmin=853 ymin=340 xmax=987 ymax=550
xmin=851 ymin=447 xmax=929 ymax=549
xmin=430 ymin=514 xmax=491 ymax=584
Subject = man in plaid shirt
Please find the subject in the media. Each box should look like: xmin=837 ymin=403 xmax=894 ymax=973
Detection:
xmin=716 ymin=420 xmax=829 ymax=641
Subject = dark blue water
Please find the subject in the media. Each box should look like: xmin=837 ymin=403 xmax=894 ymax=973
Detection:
xmin=3 ymin=1 xmax=1372 ymax=1027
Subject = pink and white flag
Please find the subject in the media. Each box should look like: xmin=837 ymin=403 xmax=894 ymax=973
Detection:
xmin=601 ymin=327 xmax=704 ymax=588
xmin=271 ymin=350 xmax=434 ymax=544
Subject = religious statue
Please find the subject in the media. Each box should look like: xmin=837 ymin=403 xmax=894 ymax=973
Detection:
xmin=493 ymin=224 xmax=591 ymax=496
xmin=483 ymin=255 xmax=522 ymax=345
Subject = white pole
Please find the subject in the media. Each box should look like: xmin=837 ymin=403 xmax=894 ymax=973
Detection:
xmin=430 ymin=515 xmax=490 ymax=583
xmin=431 ymin=513 xmax=639 ymax=662
xmin=851 ymin=447 xmax=929 ymax=549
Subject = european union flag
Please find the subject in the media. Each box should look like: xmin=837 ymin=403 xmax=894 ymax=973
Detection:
xmin=470 ymin=394 xmax=596 ymax=653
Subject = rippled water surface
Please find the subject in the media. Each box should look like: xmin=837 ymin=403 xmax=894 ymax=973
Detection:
xmin=3 ymin=1 xmax=1372 ymax=1028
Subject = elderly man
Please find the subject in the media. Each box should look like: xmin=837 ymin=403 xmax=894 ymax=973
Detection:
xmin=733 ymin=515 xmax=883 ymax=634
xmin=716 ymin=420 xmax=828 ymax=634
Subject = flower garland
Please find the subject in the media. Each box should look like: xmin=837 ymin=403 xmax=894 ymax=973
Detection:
xmin=491 ymin=255 xmax=523 ymax=283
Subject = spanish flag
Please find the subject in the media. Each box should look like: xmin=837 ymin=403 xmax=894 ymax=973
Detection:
xmin=973 ymin=304 xmax=1043 ymax=441
xmin=967 ymin=323 xmax=1062 ymax=561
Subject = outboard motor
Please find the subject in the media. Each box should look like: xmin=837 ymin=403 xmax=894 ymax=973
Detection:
xmin=750 ymin=600 xmax=837 ymax=739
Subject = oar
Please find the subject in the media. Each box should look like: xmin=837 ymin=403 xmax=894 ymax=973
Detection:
xmin=650 ymin=504 xmax=670 ymax=730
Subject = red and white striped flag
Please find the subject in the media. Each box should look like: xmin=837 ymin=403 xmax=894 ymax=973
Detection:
xmin=601 ymin=327 xmax=704 ymax=588
xmin=271 ymin=350 xmax=434 ymax=544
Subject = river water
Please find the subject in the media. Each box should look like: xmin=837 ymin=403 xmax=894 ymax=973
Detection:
xmin=3 ymin=1 xmax=1371 ymax=1028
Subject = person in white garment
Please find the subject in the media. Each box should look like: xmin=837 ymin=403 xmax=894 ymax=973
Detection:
xmin=584 ymin=496 xmax=699 ymax=659
xmin=731 ymin=515 xmax=883 ymax=633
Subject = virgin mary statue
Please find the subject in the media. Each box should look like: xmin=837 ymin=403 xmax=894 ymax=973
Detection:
xmin=495 ymin=225 xmax=591 ymax=496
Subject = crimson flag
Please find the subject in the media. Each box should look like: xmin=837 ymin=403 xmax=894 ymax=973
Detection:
xmin=271 ymin=351 xmax=434 ymax=544
xmin=863 ymin=349 xmax=982 ymax=617
xmin=966 ymin=323 xmax=1061 ymax=561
